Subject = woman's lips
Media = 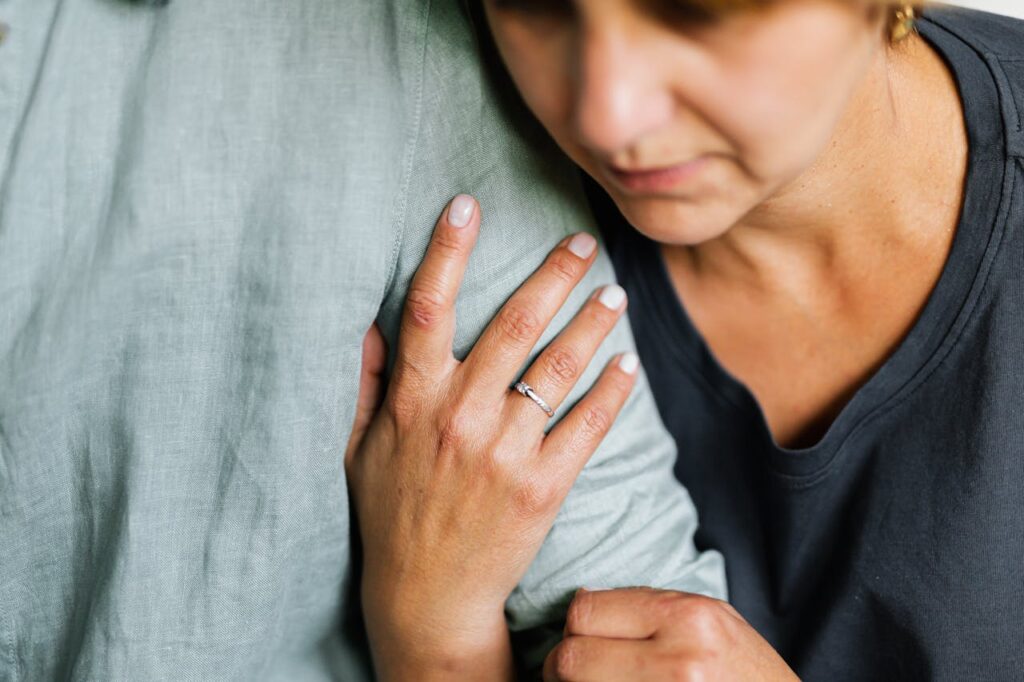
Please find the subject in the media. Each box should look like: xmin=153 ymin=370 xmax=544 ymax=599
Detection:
xmin=607 ymin=156 xmax=710 ymax=193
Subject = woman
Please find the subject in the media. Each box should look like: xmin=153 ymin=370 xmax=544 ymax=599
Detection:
xmin=347 ymin=0 xmax=1024 ymax=679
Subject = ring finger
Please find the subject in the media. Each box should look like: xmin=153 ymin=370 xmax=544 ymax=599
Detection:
xmin=506 ymin=283 xmax=627 ymax=427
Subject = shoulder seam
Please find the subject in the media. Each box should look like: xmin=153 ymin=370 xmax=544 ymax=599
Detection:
xmin=991 ymin=55 xmax=1024 ymax=158
xmin=920 ymin=11 xmax=1024 ymax=158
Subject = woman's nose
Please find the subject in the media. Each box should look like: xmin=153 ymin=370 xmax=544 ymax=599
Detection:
xmin=571 ymin=28 xmax=675 ymax=156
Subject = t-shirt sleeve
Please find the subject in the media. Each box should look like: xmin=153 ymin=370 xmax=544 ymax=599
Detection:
xmin=378 ymin=0 xmax=728 ymax=672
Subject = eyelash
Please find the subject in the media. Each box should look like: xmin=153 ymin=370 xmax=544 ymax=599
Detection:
xmin=490 ymin=0 xmax=571 ymax=15
xmin=663 ymin=4 xmax=719 ymax=25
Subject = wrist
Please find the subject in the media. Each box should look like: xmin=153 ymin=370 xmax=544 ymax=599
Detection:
xmin=366 ymin=610 xmax=514 ymax=682
xmin=362 ymin=579 xmax=506 ymax=649
xmin=360 ymin=567 xmax=515 ymax=679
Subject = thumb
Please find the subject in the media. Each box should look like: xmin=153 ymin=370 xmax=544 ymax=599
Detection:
xmin=345 ymin=322 xmax=388 ymax=465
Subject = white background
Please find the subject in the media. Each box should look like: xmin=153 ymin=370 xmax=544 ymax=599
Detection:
xmin=948 ymin=0 xmax=1024 ymax=18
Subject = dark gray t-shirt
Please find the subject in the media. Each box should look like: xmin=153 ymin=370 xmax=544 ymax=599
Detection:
xmin=597 ymin=7 xmax=1024 ymax=680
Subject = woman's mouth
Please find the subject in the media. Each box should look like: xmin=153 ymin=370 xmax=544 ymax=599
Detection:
xmin=607 ymin=156 xmax=711 ymax=194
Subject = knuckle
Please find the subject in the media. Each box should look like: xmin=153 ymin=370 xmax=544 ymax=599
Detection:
xmin=511 ymin=475 xmax=556 ymax=518
xmin=430 ymin=228 xmax=464 ymax=257
xmin=564 ymin=593 xmax=594 ymax=635
xmin=404 ymin=282 xmax=447 ymax=331
xmin=580 ymin=403 xmax=612 ymax=437
xmin=497 ymin=302 xmax=541 ymax=346
xmin=551 ymin=639 xmax=581 ymax=680
xmin=652 ymin=591 xmax=688 ymax=621
xmin=546 ymin=251 xmax=580 ymax=285
xmin=675 ymin=596 xmax=729 ymax=642
xmin=540 ymin=345 xmax=580 ymax=384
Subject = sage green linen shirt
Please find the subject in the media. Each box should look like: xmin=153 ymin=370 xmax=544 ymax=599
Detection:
xmin=0 ymin=0 xmax=726 ymax=679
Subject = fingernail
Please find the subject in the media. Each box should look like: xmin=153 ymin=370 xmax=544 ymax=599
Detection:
xmin=567 ymin=232 xmax=596 ymax=259
xmin=448 ymin=194 xmax=475 ymax=228
xmin=597 ymin=284 xmax=626 ymax=310
xmin=618 ymin=352 xmax=639 ymax=375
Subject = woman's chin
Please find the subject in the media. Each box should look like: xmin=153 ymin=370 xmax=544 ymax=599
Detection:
xmin=615 ymin=197 xmax=740 ymax=247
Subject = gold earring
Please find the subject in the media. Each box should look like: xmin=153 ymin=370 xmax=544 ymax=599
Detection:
xmin=891 ymin=5 xmax=916 ymax=42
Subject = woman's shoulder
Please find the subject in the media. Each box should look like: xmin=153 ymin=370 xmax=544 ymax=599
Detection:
xmin=923 ymin=7 xmax=1024 ymax=159
xmin=923 ymin=6 xmax=1024 ymax=59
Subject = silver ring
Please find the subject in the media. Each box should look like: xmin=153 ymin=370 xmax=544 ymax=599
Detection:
xmin=513 ymin=381 xmax=555 ymax=418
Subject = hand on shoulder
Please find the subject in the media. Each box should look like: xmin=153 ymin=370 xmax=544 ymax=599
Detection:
xmin=345 ymin=194 xmax=638 ymax=680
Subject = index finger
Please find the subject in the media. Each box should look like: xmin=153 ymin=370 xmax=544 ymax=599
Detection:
xmin=395 ymin=194 xmax=480 ymax=384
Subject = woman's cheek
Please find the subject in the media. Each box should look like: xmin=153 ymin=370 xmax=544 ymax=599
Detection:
xmin=713 ymin=89 xmax=830 ymax=188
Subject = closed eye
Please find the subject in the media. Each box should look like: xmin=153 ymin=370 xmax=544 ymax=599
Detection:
xmin=490 ymin=0 xmax=733 ymax=28
xmin=489 ymin=0 xmax=573 ymax=15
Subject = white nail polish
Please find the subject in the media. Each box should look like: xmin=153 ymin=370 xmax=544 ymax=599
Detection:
xmin=618 ymin=352 xmax=639 ymax=375
xmin=448 ymin=194 xmax=475 ymax=228
xmin=598 ymin=284 xmax=626 ymax=310
xmin=567 ymin=232 xmax=597 ymax=259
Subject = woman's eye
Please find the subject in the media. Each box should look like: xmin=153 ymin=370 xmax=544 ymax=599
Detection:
xmin=669 ymin=6 xmax=717 ymax=24
xmin=490 ymin=0 xmax=572 ymax=17
xmin=488 ymin=0 xmax=726 ymax=29
xmin=658 ymin=0 xmax=722 ymax=26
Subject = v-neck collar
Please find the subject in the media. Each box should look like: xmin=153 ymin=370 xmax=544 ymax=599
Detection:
xmin=600 ymin=9 xmax=1013 ymax=483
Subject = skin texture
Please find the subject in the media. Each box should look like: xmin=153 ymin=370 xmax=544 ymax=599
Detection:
xmin=484 ymin=0 xmax=888 ymax=245
xmin=346 ymin=197 xmax=641 ymax=680
xmin=347 ymin=0 xmax=969 ymax=678
xmin=484 ymin=0 xmax=966 ymax=448
xmin=544 ymin=588 xmax=797 ymax=681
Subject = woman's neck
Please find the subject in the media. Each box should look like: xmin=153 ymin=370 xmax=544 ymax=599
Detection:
xmin=658 ymin=32 xmax=971 ymax=448
xmin=675 ymin=32 xmax=968 ymax=298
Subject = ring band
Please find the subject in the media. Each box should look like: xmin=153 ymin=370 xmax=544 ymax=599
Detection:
xmin=513 ymin=381 xmax=555 ymax=418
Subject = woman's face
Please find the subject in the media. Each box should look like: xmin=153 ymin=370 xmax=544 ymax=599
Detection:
xmin=483 ymin=0 xmax=887 ymax=245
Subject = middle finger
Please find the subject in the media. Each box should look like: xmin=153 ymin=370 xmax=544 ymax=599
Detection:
xmin=505 ymin=283 xmax=626 ymax=426
xmin=460 ymin=231 xmax=598 ymax=396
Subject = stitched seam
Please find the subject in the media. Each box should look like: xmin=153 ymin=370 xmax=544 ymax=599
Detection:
xmin=924 ymin=11 xmax=1024 ymax=150
xmin=992 ymin=57 xmax=1024 ymax=147
xmin=774 ymin=158 xmax=1018 ymax=490
xmin=993 ymin=57 xmax=1024 ymax=158
xmin=380 ymin=0 xmax=433 ymax=305
xmin=766 ymin=18 xmax=1020 ymax=486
